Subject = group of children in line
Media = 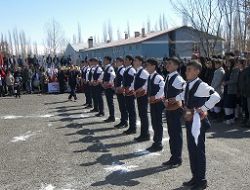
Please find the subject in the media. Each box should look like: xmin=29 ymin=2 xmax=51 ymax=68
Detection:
xmin=78 ymin=55 xmax=222 ymax=190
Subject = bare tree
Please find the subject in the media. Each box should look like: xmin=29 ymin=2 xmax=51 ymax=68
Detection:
xmin=220 ymin=0 xmax=235 ymax=51
xmin=117 ymin=29 xmax=122 ymax=40
xmin=171 ymin=0 xmax=224 ymax=57
xmin=147 ymin=17 xmax=151 ymax=33
xmin=19 ymin=30 xmax=27 ymax=57
xmin=72 ymin=34 xmax=77 ymax=44
xmin=12 ymin=28 xmax=20 ymax=56
xmin=108 ymin=21 xmax=113 ymax=41
xmin=162 ymin=14 xmax=168 ymax=30
xmin=33 ymin=42 xmax=38 ymax=55
xmin=127 ymin=21 xmax=131 ymax=37
xmin=102 ymin=22 xmax=108 ymax=42
xmin=44 ymin=19 xmax=65 ymax=55
xmin=159 ymin=14 xmax=163 ymax=31
xmin=77 ymin=22 xmax=82 ymax=43
xmin=8 ymin=30 xmax=13 ymax=55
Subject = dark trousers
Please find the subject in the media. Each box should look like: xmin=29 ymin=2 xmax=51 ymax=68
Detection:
xmin=166 ymin=108 xmax=183 ymax=162
xmin=186 ymin=119 xmax=210 ymax=183
xmin=59 ymin=80 xmax=65 ymax=93
xmin=150 ymin=102 xmax=164 ymax=145
xmin=125 ymin=95 xmax=136 ymax=130
xmin=68 ymin=85 xmax=77 ymax=100
xmin=94 ymin=85 xmax=104 ymax=114
xmin=137 ymin=95 xmax=149 ymax=136
xmin=85 ymin=83 xmax=92 ymax=106
xmin=105 ymin=88 xmax=115 ymax=118
xmin=90 ymin=85 xmax=98 ymax=110
xmin=242 ymin=97 xmax=249 ymax=119
xmin=0 ymin=85 xmax=4 ymax=97
xmin=116 ymin=93 xmax=128 ymax=124
xmin=14 ymin=85 xmax=21 ymax=97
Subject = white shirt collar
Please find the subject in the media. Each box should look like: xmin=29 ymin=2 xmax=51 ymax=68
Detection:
xmin=105 ymin=64 xmax=111 ymax=69
xmin=136 ymin=66 xmax=143 ymax=72
xmin=125 ymin=65 xmax=132 ymax=69
xmin=150 ymin=71 xmax=157 ymax=78
xmin=118 ymin=65 xmax=124 ymax=70
xmin=167 ymin=70 xmax=178 ymax=79
xmin=187 ymin=77 xmax=200 ymax=88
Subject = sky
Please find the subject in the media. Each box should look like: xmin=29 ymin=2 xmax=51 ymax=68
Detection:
xmin=0 ymin=0 xmax=182 ymax=52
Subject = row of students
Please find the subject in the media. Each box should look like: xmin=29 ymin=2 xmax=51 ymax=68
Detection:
xmin=81 ymin=55 xmax=220 ymax=190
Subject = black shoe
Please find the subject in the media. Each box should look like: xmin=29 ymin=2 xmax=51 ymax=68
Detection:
xmin=183 ymin=178 xmax=196 ymax=187
xmin=104 ymin=117 xmax=115 ymax=123
xmin=84 ymin=105 xmax=93 ymax=109
xmin=134 ymin=135 xmax=150 ymax=142
xmin=83 ymin=103 xmax=88 ymax=106
xmin=162 ymin=159 xmax=182 ymax=168
xmin=90 ymin=109 xmax=98 ymax=113
xmin=123 ymin=128 xmax=136 ymax=135
xmin=190 ymin=180 xmax=207 ymax=190
xmin=114 ymin=122 xmax=128 ymax=129
xmin=146 ymin=144 xmax=163 ymax=152
xmin=95 ymin=112 xmax=105 ymax=117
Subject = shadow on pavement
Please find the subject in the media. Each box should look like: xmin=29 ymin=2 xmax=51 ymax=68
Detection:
xmin=91 ymin=165 xmax=171 ymax=187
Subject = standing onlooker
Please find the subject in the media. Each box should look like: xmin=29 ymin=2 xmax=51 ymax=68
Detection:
xmin=67 ymin=65 xmax=80 ymax=101
xmin=14 ymin=67 xmax=22 ymax=98
xmin=223 ymin=57 xmax=240 ymax=125
xmin=0 ymin=68 xmax=4 ymax=97
xmin=6 ymin=71 xmax=15 ymax=96
xmin=0 ymin=68 xmax=6 ymax=97
xmin=210 ymin=58 xmax=225 ymax=120
xmin=242 ymin=60 xmax=250 ymax=128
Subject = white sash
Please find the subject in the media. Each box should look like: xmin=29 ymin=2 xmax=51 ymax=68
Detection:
xmin=191 ymin=111 xmax=201 ymax=146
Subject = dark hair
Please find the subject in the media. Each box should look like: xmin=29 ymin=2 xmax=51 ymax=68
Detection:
xmin=104 ymin=56 xmax=112 ymax=62
xmin=186 ymin=60 xmax=202 ymax=71
xmin=125 ymin=55 xmax=134 ymax=62
xmin=134 ymin=55 xmax=144 ymax=62
xmin=89 ymin=57 xmax=98 ymax=62
xmin=116 ymin=57 xmax=124 ymax=62
xmin=146 ymin=58 xmax=158 ymax=67
xmin=168 ymin=56 xmax=180 ymax=66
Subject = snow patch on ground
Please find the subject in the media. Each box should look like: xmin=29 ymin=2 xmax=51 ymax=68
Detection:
xmin=104 ymin=162 xmax=138 ymax=173
xmin=39 ymin=184 xmax=56 ymax=190
xmin=1 ymin=115 xmax=23 ymax=120
xmin=11 ymin=131 xmax=36 ymax=142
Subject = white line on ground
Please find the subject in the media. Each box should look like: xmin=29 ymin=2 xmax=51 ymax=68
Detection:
xmin=104 ymin=162 xmax=138 ymax=173
xmin=11 ymin=131 xmax=38 ymax=143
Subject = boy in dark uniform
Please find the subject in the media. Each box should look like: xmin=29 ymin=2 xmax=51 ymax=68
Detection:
xmin=68 ymin=65 xmax=80 ymax=101
xmin=133 ymin=56 xmax=150 ymax=142
xmin=122 ymin=55 xmax=137 ymax=135
xmin=114 ymin=57 xmax=128 ymax=128
xmin=91 ymin=58 xmax=104 ymax=116
xmin=89 ymin=59 xmax=98 ymax=112
xmin=172 ymin=60 xmax=220 ymax=190
xmin=145 ymin=58 xmax=165 ymax=152
xmin=102 ymin=56 xmax=116 ymax=122
xmin=162 ymin=57 xmax=185 ymax=168
xmin=82 ymin=61 xmax=92 ymax=107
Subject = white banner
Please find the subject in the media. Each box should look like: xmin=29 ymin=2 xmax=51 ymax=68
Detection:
xmin=48 ymin=82 xmax=60 ymax=93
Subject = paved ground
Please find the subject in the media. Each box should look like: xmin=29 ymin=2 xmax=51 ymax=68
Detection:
xmin=0 ymin=93 xmax=250 ymax=190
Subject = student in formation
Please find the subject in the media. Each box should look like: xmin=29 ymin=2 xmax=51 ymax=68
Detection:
xmin=171 ymin=60 xmax=220 ymax=190
xmin=162 ymin=57 xmax=185 ymax=168
xmin=114 ymin=57 xmax=129 ymax=128
xmin=122 ymin=55 xmax=137 ymax=135
xmin=90 ymin=58 xmax=104 ymax=117
xmin=102 ymin=56 xmax=116 ymax=122
xmin=82 ymin=60 xmax=92 ymax=108
xmin=145 ymin=58 xmax=165 ymax=152
xmin=133 ymin=56 xmax=150 ymax=142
